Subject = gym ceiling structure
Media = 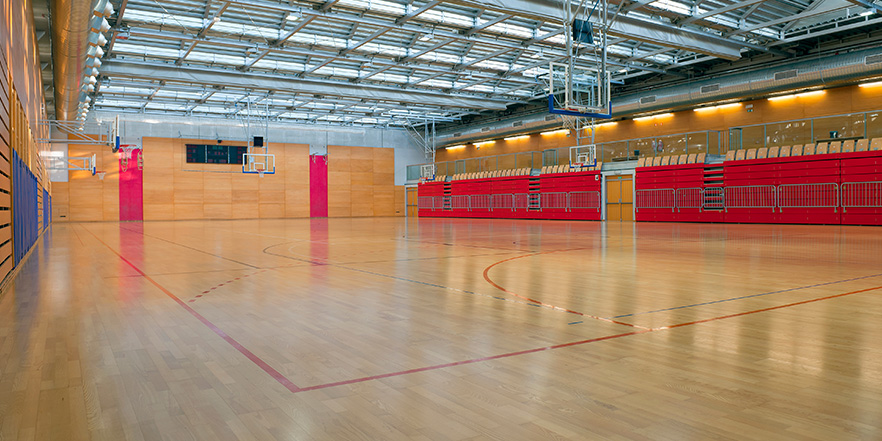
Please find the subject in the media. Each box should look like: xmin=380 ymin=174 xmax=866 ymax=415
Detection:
xmin=2 ymin=0 xmax=882 ymax=439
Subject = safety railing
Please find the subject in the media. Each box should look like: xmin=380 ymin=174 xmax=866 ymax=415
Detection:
xmin=778 ymin=183 xmax=839 ymax=211
xmin=636 ymin=182 xmax=877 ymax=213
xmin=420 ymin=192 xmax=603 ymax=212
xmin=451 ymin=195 xmax=471 ymax=211
xmin=636 ymin=188 xmax=676 ymax=211
xmin=569 ymin=191 xmax=602 ymax=211
xmin=675 ymin=187 xmax=703 ymax=211
xmin=417 ymin=196 xmax=437 ymax=211
xmin=471 ymin=194 xmax=492 ymax=211
xmin=541 ymin=192 xmax=569 ymax=210
xmin=725 ymin=185 xmax=776 ymax=211
xmin=491 ymin=194 xmax=514 ymax=211
xmin=841 ymin=182 xmax=882 ymax=209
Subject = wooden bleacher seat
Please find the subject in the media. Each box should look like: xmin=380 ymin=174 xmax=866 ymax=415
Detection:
xmin=661 ymin=156 xmax=671 ymax=166
xmin=791 ymin=145 xmax=804 ymax=156
xmin=855 ymin=139 xmax=869 ymax=152
xmin=871 ymin=138 xmax=882 ymax=151
xmin=757 ymin=147 xmax=768 ymax=159
xmin=649 ymin=156 xmax=659 ymax=166
xmin=696 ymin=153 xmax=706 ymax=163
xmin=828 ymin=141 xmax=841 ymax=154
xmin=815 ymin=142 xmax=828 ymax=155
xmin=594 ymin=162 xmax=602 ymax=170
xmin=779 ymin=146 xmax=791 ymax=157
xmin=745 ymin=149 xmax=757 ymax=160
xmin=803 ymin=144 xmax=816 ymax=155
xmin=768 ymin=146 xmax=780 ymax=158
xmin=841 ymin=140 xmax=855 ymax=152
xmin=735 ymin=149 xmax=746 ymax=160
xmin=678 ymin=154 xmax=688 ymax=164
xmin=687 ymin=153 xmax=697 ymax=163
xmin=636 ymin=157 xmax=646 ymax=167
xmin=725 ymin=150 xmax=736 ymax=161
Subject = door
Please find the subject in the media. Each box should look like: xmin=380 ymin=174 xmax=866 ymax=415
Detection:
xmin=406 ymin=187 xmax=418 ymax=217
xmin=606 ymin=175 xmax=634 ymax=221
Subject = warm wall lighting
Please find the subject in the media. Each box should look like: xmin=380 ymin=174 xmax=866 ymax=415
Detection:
xmin=859 ymin=80 xmax=882 ymax=88
xmin=633 ymin=113 xmax=673 ymax=122
xmin=768 ymin=90 xmax=826 ymax=101
xmin=504 ymin=135 xmax=530 ymax=141
xmin=694 ymin=103 xmax=742 ymax=112
xmin=445 ymin=145 xmax=466 ymax=150
xmin=596 ymin=121 xmax=618 ymax=127
xmin=540 ymin=129 xmax=569 ymax=136
xmin=475 ymin=140 xmax=496 ymax=147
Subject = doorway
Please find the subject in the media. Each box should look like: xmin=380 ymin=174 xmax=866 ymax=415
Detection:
xmin=606 ymin=175 xmax=634 ymax=221
xmin=406 ymin=187 xmax=418 ymax=217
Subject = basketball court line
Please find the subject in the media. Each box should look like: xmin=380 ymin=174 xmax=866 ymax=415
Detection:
xmin=482 ymin=251 xmax=654 ymax=330
xmin=80 ymin=223 xmax=882 ymax=396
xmin=609 ymin=272 xmax=882 ymax=319
xmin=118 ymin=225 xmax=261 ymax=269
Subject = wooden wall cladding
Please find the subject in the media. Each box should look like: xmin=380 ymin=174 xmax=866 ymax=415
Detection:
xmin=0 ymin=51 xmax=13 ymax=281
xmin=141 ymin=138 xmax=311 ymax=221
xmin=327 ymin=145 xmax=396 ymax=217
xmin=56 ymin=138 xmax=400 ymax=222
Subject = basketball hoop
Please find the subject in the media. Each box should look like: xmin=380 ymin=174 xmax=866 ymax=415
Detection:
xmin=255 ymin=164 xmax=266 ymax=178
xmin=97 ymin=171 xmax=106 ymax=180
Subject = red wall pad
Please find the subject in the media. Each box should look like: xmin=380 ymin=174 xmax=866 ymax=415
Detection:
xmin=119 ymin=149 xmax=144 ymax=221
xmin=309 ymin=155 xmax=328 ymax=217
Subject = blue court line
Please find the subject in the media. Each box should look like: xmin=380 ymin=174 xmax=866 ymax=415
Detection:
xmin=609 ymin=272 xmax=882 ymax=319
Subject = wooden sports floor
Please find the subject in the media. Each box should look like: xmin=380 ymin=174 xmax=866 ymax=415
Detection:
xmin=1 ymin=218 xmax=881 ymax=440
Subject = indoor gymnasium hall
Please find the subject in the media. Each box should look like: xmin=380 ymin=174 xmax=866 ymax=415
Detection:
xmin=2 ymin=0 xmax=882 ymax=439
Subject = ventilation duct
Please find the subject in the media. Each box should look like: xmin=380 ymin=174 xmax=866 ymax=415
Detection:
xmin=512 ymin=121 xmax=524 ymax=127
xmin=774 ymin=70 xmax=798 ymax=81
xmin=51 ymin=0 xmax=96 ymax=121
xmin=700 ymin=84 xmax=720 ymax=94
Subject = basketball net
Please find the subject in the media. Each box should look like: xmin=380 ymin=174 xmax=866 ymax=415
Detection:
xmin=255 ymin=164 xmax=266 ymax=178
xmin=97 ymin=172 xmax=106 ymax=180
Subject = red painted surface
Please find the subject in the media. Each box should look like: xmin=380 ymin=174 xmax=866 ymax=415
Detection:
xmin=309 ymin=155 xmax=328 ymax=217
xmin=119 ymin=149 xmax=144 ymax=221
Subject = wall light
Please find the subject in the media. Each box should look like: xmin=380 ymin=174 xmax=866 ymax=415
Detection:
xmin=694 ymin=102 xmax=742 ymax=112
xmin=859 ymin=80 xmax=882 ymax=88
xmin=475 ymin=140 xmax=496 ymax=147
xmin=540 ymin=129 xmax=569 ymax=136
xmin=504 ymin=135 xmax=530 ymax=141
xmin=596 ymin=121 xmax=618 ymax=127
xmin=445 ymin=145 xmax=466 ymax=150
xmin=768 ymin=90 xmax=826 ymax=101
xmin=633 ymin=113 xmax=673 ymax=122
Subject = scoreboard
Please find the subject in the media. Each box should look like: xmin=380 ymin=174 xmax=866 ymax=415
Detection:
xmin=186 ymin=145 xmax=249 ymax=164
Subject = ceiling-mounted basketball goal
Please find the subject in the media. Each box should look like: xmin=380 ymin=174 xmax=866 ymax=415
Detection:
xmin=545 ymin=0 xmax=612 ymax=127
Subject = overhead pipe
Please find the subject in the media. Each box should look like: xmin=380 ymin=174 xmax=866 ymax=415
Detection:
xmin=50 ymin=0 xmax=94 ymax=121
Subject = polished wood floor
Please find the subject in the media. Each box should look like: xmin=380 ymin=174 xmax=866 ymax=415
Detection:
xmin=2 ymin=218 xmax=881 ymax=440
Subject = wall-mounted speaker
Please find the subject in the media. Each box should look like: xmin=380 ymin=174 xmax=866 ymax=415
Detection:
xmin=253 ymin=136 xmax=264 ymax=147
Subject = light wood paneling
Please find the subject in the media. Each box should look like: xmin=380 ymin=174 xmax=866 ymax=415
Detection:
xmin=60 ymin=138 xmax=397 ymax=221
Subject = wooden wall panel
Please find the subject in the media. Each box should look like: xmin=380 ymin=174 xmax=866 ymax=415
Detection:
xmin=394 ymin=186 xmax=405 ymax=216
xmin=59 ymin=138 xmax=396 ymax=221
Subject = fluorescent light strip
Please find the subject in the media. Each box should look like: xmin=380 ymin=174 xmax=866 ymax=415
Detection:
xmin=445 ymin=145 xmax=466 ymax=150
xmin=633 ymin=113 xmax=673 ymax=122
xmin=768 ymin=90 xmax=826 ymax=101
xmin=475 ymin=140 xmax=496 ymax=146
xmin=694 ymin=103 xmax=742 ymax=112
xmin=504 ymin=135 xmax=530 ymax=141
xmin=859 ymin=80 xmax=882 ymax=88
xmin=540 ymin=129 xmax=569 ymax=136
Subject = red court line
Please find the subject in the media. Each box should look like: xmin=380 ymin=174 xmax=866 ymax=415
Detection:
xmin=482 ymin=251 xmax=653 ymax=330
xmin=82 ymin=226 xmax=302 ymax=393
xmin=663 ymin=284 xmax=882 ymax=330
xmin=299 ymin=283 xmax=882 ymax=392
xmin=80 ymin=225 xmax=882 ymax=395
xmin=297 ymin=330 xmax=650 ymax=392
